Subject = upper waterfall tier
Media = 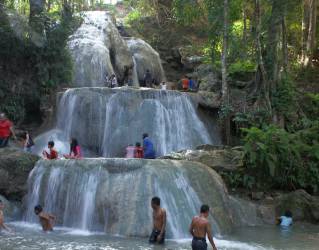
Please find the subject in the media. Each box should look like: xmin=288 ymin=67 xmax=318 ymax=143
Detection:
xmin=51 ymin=87 xmax=220 ymax=157
xmin=67 ymin=11 xmax=165 ymax=87
xmin=24 ymin=159 xmax=234 ymax=237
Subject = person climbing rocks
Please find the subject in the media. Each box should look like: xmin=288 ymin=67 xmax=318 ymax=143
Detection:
xmin=0 ymin=199 xmax=13 ymax=232
xmin=189 ymin=204 xmax=218 ymax=250
xmin=64 ymin=138 xmax=82 ymax=159
xmin=276 ymin=210 xmax=293 ymax=227
xmin=0 ymin=112 xmax=17 ymax=148
xmin=34 ymin=205 xmax=56 ymax=232
xmin=181 ymin=75 xmax=190 ymax=91
xmin=134 ymin=142 xmax=144 ymax=158
xmin=23 ymin=131 xmax=34 ymax=153
xmin=144 ymin=69 xmax=153 ymax=88
xmin=42 ymin=141 xmax=58 ymax=160
xmin=149 ymin=197 xmax=166 ymax=245
xmin=110 ymin=74 xmax=118 ymax=88
xmin=125 ymin=144 xmax=135 ymax=158
xmin=143 ymin=133 xmax=156 ymax=159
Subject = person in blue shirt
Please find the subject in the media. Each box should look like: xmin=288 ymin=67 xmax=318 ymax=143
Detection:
xmin=277 ymin=210 xmax=293 ymax=227
xmin=143 ymin=133 xmax=156 ymax=159
xmin=188 ymin=77 xmax=195 ymax=91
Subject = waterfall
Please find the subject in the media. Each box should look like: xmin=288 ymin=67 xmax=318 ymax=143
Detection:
xmin=51 ymin=88 xmax=219 ymax=157
xmin=24 ymin=159 xmax=233 ymax=237
xmin=67 ymin=11 xmax=165 ymax=87
xmin=126 ymin=38 xmax=166 ymax=84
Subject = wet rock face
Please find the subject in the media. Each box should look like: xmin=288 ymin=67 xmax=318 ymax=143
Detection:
xmin=0 ymin=148 xmax=39 ymax=200
xmin=126 ymin=38 xmax=165 ymax=84
xmin=68 ymin=11 xmax=134 ymax=87
xmin=161 ymin=145 xmax=244 ymax=172
xmin=275 ymin=190 xmax=319 ymax=223
xmin=24 ymin=159 xmax=234 ymax=236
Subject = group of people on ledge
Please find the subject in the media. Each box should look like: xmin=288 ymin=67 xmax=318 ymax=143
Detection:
xmin=125 ymin=133 xmax=156 ymax=159
xmin=42 ymin=133 xmax=156 ymax=160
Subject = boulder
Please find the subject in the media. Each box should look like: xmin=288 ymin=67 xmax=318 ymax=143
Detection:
xmin=161 ymin=145 xmax=244 ymax=172
xmin=194 ymin=64 xmax=221 ymax=92
xmin=0 ymin=194 xmax=21 ymax=220
xmin=0 ymin=148 xmax=39 ymax=200
xmin=274 ymin=190 xmax=319 ymax=223
xmin=189 ymin=91 xmax=221 ymax=109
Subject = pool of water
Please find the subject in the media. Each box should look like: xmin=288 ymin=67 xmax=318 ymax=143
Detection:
xmin=1 ymin=222 xmax=318 ymax=250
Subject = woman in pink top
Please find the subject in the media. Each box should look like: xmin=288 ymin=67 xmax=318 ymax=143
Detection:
xmin=64 ymin=138 xmax=82 ymax=159
xmin=125 ymin=144 xmax=135 ymax=158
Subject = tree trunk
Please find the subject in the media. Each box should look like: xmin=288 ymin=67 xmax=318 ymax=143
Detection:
xmin=282 ymin=16 xmax=288 ymax=72
xmin=242 ymin=0 xmax=247 ymax=58
xmin=302 ymin=0 xmax=317 ymax=66
xmin=221 ymin=0 xmax=231 ymax=145
xmin=253 ymin=0 xmax=272 ymax=112
xmin=29 ymin=0 xmax=45 ymax=35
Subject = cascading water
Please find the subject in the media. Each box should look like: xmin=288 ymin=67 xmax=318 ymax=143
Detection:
xmin=126 ymin=38 xmax=166 ymax=84
xmin=52 ymin=88 xmax=220 ymax=157
xmin=24 ymin=159 xmax=233 ymax=237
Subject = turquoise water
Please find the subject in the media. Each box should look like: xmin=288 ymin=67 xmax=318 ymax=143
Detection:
xmin=0 ymin=222 xmax=318 ymax=250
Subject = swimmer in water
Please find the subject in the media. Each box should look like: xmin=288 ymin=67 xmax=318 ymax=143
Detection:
xmin=189 ymin=204 xmax=218 ymax=250
xmin=0 ymin=199 xmax=12 ymax=232
xmin=34 ymin=205 xmax=56 ymax=232
xmin=149 ymin=196 xmax=166 ymax=244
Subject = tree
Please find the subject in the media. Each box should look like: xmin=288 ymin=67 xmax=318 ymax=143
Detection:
xmin=221 ymin=0 xmax=231 ymax=144
xmin=302 ymin=0 xmax=317 ymax=66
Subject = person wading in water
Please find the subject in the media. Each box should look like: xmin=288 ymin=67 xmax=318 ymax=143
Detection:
xmin=149 ymin=197 xmax=166 ymax=244
xmin=189 ymin=204 xmax=218 ymax=250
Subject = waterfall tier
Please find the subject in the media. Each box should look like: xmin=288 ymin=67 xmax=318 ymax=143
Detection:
xmin=24 ymin=159 xmax=234 ymax=237
xmin=34 ymin=88 xmax=220 ymax=157
xmin=68 ymin=11 xmax=165 ymax=86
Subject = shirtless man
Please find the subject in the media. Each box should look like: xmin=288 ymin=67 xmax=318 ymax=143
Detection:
xmin=149 ymin=196 xmax=166 ymax=244
xmin=189 ymin=205 xmax=218 ymax=250
xmin=0 ymin=199 xmax=12 ymax=232
xmin=34 ymin=205 xmax=56 ymax=232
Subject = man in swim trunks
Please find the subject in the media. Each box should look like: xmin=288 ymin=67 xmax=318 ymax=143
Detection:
xmin=34 ymin=205 xmax=56 ymax=232
xmin=149 ymin=196 xmax=166 ymax=244
xmin=189 ymin=204 xmax=218 ymax=250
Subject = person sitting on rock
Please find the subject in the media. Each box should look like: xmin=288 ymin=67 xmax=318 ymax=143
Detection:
xmin=144 ymin=69 xmax=153 ymax=88
xmin=42 ymin=141 xmax=58 ymax=160
xmin=181 ymin=75 xmax=190 ymax=91
xmin=160 ymin=82 xmax=167 ymax=90
xmin=143 ymin=133 xmax=156 ymax=159
xmin=64 ymin=138 xmax=82 ymax=159
xmin=23 ymin=131 xmax=34 ymax=153
xmin=110 ymin=74 xmax=118 ymax=88
xmin=277 ymin=210 xmax=293 ymax=227
xmin=188 ymin=77 xmax=195 ymax=91
xmin=0 ymin=112 xmax=17 ymax=148
xmin=134 ymin=142 xmax=144 ymax=158
xmin=125 ymin=144 xmax=135 ymax=158
xmin=34 ymin=205 xmax=55 ymax=232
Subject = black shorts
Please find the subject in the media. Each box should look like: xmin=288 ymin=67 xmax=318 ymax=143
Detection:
xmin=192 ymin=237 xmax=207 ymax=250
xmin=0 ymin=137 xmax=9 ymax=148
xmin=149 ymin=229 xmax=165 ymax=244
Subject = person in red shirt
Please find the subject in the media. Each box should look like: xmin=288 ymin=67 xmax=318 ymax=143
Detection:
xmin=181 ymin=76 xmax=189 ymax=91
xmin=0 ymin=113 xmax=17 ymax=148
xmin=42 ymin=141 xmax=58 ymax=160
xmin=134 ymin=142 xmax=144 ymax=158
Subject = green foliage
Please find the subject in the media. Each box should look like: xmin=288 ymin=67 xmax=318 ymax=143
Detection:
xmin=229 ymin=60 xmax=256 ymax=75
xmin=0 ymin=6 xmax=81 ymax=123
xmin=240 ymin=125 xmax=319 ymax=193
xmin=272 ymin=75 xmax=297 ymax=119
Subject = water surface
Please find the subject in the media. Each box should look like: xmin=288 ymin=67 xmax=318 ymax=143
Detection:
xmin=1 ymin=222 xmax=318 ymax=250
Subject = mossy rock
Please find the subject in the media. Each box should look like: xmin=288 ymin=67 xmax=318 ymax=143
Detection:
xmin=0 ymin=147 xmax=40 ymax=201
